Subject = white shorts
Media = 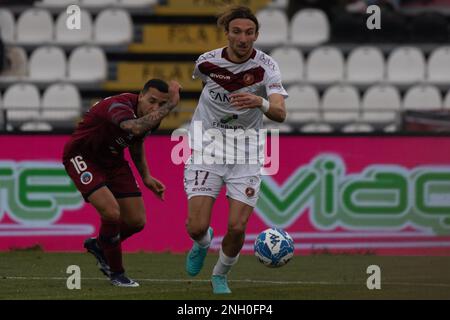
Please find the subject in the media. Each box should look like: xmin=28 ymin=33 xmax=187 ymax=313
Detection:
xmin=184 ymin=162 xmax=261 ymax=208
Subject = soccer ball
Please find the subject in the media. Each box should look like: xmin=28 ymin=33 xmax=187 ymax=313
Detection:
xmin=254 ymin=228 xmax=294 ymax=268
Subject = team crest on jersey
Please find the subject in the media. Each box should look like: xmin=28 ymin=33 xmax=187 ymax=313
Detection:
xmin=243 ymin=73 xmax=255 ymax=85
xmin=80 ymin=172 xmax=93 ymax=185
xmin=245 ymin=187 xmax=255 ymax=198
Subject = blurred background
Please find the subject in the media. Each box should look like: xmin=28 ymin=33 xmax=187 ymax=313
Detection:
xmin=1 ymin=2 xmax=450 ymax=300
xmin=1 ymin=0 xmax=450 ymax=134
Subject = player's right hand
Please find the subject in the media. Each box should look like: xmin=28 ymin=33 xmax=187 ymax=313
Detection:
xmin=144 ymin=176 xmax=166 ymax=201
xmin=168 ymin=80 xmax=182 ymax=107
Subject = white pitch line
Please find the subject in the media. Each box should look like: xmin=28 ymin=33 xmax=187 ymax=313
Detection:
xmin=3 ymin=276 xmax=450 ymax=288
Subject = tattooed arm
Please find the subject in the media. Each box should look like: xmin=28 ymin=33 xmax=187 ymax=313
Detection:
xmin=120 ymin=81 xmax=181 ymax=136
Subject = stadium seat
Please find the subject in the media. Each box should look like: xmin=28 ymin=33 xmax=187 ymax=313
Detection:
xmin=94 ymin=9 xmax=133 ymax=45
xmin=444 ymin=90 xmax=450 ymax=110
xmin=117 ymin=0 xmax=158 ymax=7
xmin=262 ymin=122 xmax=293 ymax=133
xmin=0 ymin=9 xmax=15 ymax=44
xmin=55 ymin=10 xmax=93 ymax=44
xmin=20 ymin=121 xmax=53 ymax=132
xmin=322 ymin=84 xmax=360 ymax=122
xmin=35 ymin=0 xmax=79 ymax=7
xmin=16 ymin=9 xmax=53 ymax=45
xmin=255 ymin=9 xmax=288 ymax=47
xmin=427 ymin=46 xmax=450 ymax=84
xmin=286 ymin=85 xmax=320 ymax=122
xmin=301 ymin=123 xmax=333 ymax=133
xmin=29 ymin=46 xmax=67 ymax=82
xmin=81 ymin=0 xmax=118 ymax=7
xmin=387 ymin=46 xmax=426 ymax=84
xmin=341 ymin=123 xmax=374 ymax=133
xmin=403 ymin=85 xmax=442 ymax=111
xmin=361 ymin=85 xmax=401 ymax=123
xmin=270 ymin=47 xmax=303 ymax=84
xmin=41 ymin=83 xmax=81 ymax=121
xmin=384 ymin=123 xmax=398 ymax=133
xmin=290 ymin=9 xmax=330 ymax=46
xmin=0 ymin=46 xmax=28 ymax=82
xmin=306 ymin=46 xmax=344 ymax=84
xmin=3 ymin=83 xmax=41 ymax=123
xmin=267 ymin=0 xmax=289 ymax=9
xmin=68 ymin=45 xmax=107 ymax=82
xmin=346 ymin=46 xmax=385 ymax=84
xmin=0 ymin=92 xmax=3 ymax=128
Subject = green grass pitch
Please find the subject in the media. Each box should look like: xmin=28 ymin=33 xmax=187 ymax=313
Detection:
xmin=1 ymin=250 xmax=450 ymax=300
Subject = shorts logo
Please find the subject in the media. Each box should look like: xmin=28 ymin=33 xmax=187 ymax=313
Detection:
xmin=80 ymin=171 xmax=93 ymax=185
xmin=243 ymin=73 xmax=255 ymax=85
xmin=245 ymin=187 xmax=255 ymax=198
xmin=247 ymin=177 xmax=258 ymax=186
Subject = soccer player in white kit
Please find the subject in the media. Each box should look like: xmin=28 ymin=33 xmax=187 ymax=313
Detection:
xmin=184 ymin=6 xmax=288 ymax=294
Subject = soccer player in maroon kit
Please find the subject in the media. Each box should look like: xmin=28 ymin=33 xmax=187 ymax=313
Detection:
xmin=63 ymin=79 xmax=181 ymax=287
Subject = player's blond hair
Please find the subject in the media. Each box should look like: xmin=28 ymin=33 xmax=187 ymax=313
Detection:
xmin=217 ymin=6 xmax=260 ymax=32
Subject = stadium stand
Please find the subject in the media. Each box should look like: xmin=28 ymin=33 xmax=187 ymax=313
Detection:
xmin=0 ymin=0 xmax=449 ymax=133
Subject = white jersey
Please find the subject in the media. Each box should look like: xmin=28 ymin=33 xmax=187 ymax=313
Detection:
xmin=188 ymin=47 xmax=288 ymax=166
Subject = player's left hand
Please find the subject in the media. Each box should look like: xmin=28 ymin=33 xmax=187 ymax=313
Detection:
xmin=229 ymin=92 xmax=262 ymax=110
xmin=143 ymin=176 xmax=166 ymax=200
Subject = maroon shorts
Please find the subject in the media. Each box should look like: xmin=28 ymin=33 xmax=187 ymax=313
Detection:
xmin=63 ymin=154 xmax=141 ymax=202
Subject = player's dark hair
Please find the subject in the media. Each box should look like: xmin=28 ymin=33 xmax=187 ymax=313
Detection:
xmin=142 ymin=79 xmax=169 ymax=94
xmin=217 ymin=6 xmax=259 ymax=33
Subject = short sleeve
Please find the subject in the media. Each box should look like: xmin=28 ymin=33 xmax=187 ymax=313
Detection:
xmin=192 ymin=54 xmax=208 ymax=82
xmin=265 ymin=65 xmax=289 ymax=99
xmin=106 ymin=102 xmax=136 ymax=126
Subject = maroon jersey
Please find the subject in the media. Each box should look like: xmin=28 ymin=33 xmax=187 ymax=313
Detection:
xmin=63 ymin=93 xmax=145 ymax=167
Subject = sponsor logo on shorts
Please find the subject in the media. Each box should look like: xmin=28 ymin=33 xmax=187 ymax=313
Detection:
xmin=80 ymin=171 xmax=93 ymax=185
xmin=245 ymin=187 xmax=255 ymax=198
xmin=243 ymin=73 xmax=255 ymax=85
xmin=192 ymin=187 xmax=212 ymax=192
xmin=247 ymin=177 xmax=258 ymax=186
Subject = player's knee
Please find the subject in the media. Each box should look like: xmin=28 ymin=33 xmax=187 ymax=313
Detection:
xmin=186 ymin=223 xmax=209 ymax=240
xmin=99 ymin=206 xmax=121 ymax=223
xmin=130 ymin=218 xmax=146 ymax=232
xmin=227 ymin=223 xmax=246 ymax=236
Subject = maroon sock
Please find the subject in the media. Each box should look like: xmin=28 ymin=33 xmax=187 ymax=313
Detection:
xmin=120 ymin=220 xmax=144 ymax=243
xmin=98 ymin=219 xmax=124 ymax=274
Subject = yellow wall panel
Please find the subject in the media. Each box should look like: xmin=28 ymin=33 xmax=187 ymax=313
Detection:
xmin=155 ymin=0 xmax=270 ymax=15
xmin=104 ymin=62 xmax=203 ymax=91
xmin=129 ymin=24 xmax=227 ymax=54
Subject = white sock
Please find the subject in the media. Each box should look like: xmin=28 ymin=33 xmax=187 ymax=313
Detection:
xmin=213 ymin=248 xmax=239 ymax=276
xmin=195 ymin=229 xmax=211 ymax=248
